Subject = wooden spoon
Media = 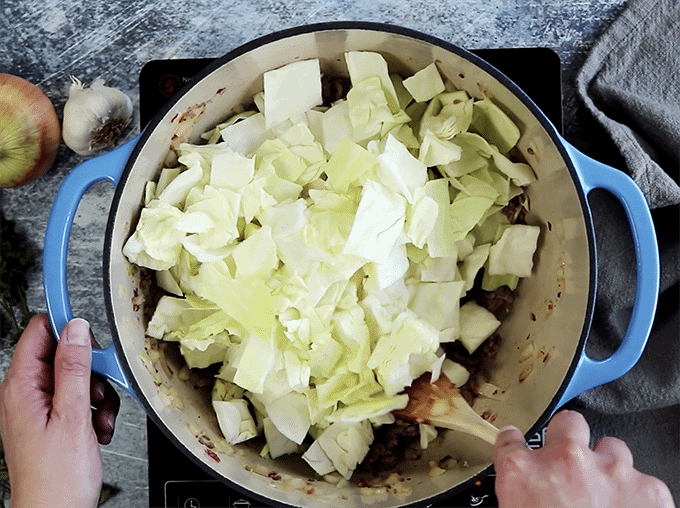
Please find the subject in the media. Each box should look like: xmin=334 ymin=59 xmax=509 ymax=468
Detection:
xmin=393 ymin=374 xmax=499 ymax=445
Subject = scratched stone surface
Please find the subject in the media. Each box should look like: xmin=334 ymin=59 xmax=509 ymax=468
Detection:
xmin=3 ymin=1 xmax=675 ymax=507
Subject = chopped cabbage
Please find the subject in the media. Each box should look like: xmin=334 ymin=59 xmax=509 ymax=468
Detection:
xmin=470 ymin=96 xmax=520 ymax=154
xmin=231 ymin=224 xmax=278 ymax=279
xmin=491 ymin=149 xmax=537 ymax=186
xmin=418 ymin=254 xmax=460 ymax=283
xmin=122 ymin=200 xmax=185 ymax=271
xmin=441 ymin=359 xmax=471 ymax=387
xmin=264 ymin=392 xmax=311 ymax=444
xmin=345 ymin=51 xmax=400 ymax=113
xmin=419 ymin=424 xmax=438 ymax=449
xmin=320 ymin=100 xmax=353 ymax=153
xmin=402 ymin=62 xmax=446 ymax=103
xmin=346 ymin=76 xmax=399 ymax=144
xmin=146 ymin=294 xmax=218 ymax=341
xmin=255 ymin=123 xmax=326 ymax=186
xmin=231 ymin=331 xmax=278 ymax=394
xmin=193 ymin=261 xmax=276 ymax=341
xmin=212 ymin=398 xmax=258 ymax=444
xmin=376 ymin=134 xmax=428 ymax=203
xmin=180 ymin=331 xmax=230 ymax=369
xmin=210 ymin=147 xmax=255 ymax=190
xmin=458 ymin=301 xmax=501 ymax=354
xmin=423 ymin=179 xmax=457 ymax=258
xmin=419 ymin=91 xmax=473 ymax=141
xmin=157 ymin=150 xmax=206 ymax=208
xmin=180 ymin=185 xmax=241 ymax=261
xmin=212 ymin=378 xmax=244 ymax=401
xmin=302 ymin=438 xmax=335 ymax=476
xmin=263 ymin=59 xmax=322 ymax=129
xmin=405 ymin=187 xmax=439 ymax=249
xmin=220 ymin=112 xmax=271 ymax=156
xmin=488 ymin=224 xmax=541 ymax=278
xmin=366 ymin=239 xmax=409 ymax=290
xmin=419 ymin=130 xmax=462 ymax=167
xmin=390 ymin=73 xmax=413 ymax=111
xmin=328 ymin=393 xmax=409 ymax=423
xmin=482 ymin=271 xmax=520 ymax=292
xmin=263 ymin=417 xmax=300 ymax=459
xmin=460 ymin=243 xmax=491 ymax=291
xmin=367 ymin=310 xmax=441 ymax=396
xmin=315 ymin=420 xmax=374 ymax=480
xmin=323 ymin=137 xmax=378 ymax=192
xmin=342 ymin=179 xmax=406 ymax=264
xmin=125 ymin=53 xmax=541 ymax=480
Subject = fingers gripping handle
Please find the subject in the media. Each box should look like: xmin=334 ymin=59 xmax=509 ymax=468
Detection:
xmin=43 ymin=136 xmax=141 ymax=397
xmin=555 ymin=138 xmax=660 ymax=408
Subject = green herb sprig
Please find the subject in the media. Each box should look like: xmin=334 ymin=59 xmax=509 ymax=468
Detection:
xmin=0 ymin=212 xmax=37 ymax=346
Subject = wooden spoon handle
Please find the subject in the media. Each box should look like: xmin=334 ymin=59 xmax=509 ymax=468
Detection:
xmin=427 ymin=409 xmax=499 ymax=445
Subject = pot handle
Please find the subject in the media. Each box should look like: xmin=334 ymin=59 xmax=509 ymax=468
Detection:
xmin=43 ymin=135 xmax=142 ymax=398
xmin=555 ymin=138 xmax=659 ymax=408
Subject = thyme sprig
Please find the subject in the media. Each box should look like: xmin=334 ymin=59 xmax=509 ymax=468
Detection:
xmin=0 ymin=212 xmax=37 ymax=346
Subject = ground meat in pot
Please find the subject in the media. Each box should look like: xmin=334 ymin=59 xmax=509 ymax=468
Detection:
xmin=321 ymin=75 xmax=351 ymax=107
xmin=475 ymin=286 xmax=515 ymax=320
xmin=360 ymin=419 xmax=421 ymax=474
xmin=501 ymin=195 xmax=527 ymax=224
xmin=444 ymin=334 xmax=501 ymax=375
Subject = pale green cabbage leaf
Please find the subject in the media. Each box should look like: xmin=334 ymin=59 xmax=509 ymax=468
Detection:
xmin=402 ymin=62 xmax=446 ymax=103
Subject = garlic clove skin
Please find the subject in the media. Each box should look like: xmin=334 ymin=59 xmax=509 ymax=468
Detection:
xmin=62 ymin=76 xmax=133 ymax=156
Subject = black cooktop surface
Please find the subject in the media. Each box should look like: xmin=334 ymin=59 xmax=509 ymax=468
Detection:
xmin=141 ymin=47 xmax=563 ymax=508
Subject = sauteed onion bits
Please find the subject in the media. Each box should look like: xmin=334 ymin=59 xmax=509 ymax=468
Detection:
xmin=123 ymin=52 xmax=540 ymax=480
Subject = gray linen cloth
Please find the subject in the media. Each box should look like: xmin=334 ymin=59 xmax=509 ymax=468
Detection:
xmin=574 ymin=0 xmax=679 ymax=413
xmin=569 ymin=0 xmax=679 ymax=498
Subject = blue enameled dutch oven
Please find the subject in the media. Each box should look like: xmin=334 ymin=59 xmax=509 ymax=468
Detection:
xmin=43 ymin=22 xmax=659 ymax=508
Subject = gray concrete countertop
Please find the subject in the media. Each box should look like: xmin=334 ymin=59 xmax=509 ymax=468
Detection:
xmin=1 ymin=1 xmax=677 ymax=507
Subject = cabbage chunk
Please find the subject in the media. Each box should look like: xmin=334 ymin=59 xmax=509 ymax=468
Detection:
xmin=213 ymin=399 xmax=258 ymax=445
xmin=488 ymin=224 xmax=541 ymax=278
xmin=122 ymin=200 xmax=185 ymax=271
xmin=342 ymin=180 xmax=406 ymax=264
xmin=345 ymin=51 xmax=400 ymax=113
xmin=402 ymin=62 xmax=446 ymax=103
xmin=458 ymin=301 xmax=501 ymax=354
xmin=470 ymin=96 xmax=520 ymax=154
xmin=367 ymin=310 xmax=440 ymax=396
xmin=315 ymin=420 xmax=374 ymax=479
xmin=263 ymin=59 xmax=322 ymax=129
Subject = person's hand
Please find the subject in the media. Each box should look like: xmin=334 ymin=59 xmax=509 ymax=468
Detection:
xmin=493 ymin=409 xmax=676 ymax=508
xmin=0 ymin=315 xmax=120 ymax=508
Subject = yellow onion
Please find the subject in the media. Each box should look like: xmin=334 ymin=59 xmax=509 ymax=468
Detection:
xmin=0 ymin=73 xmax=60 ymax=188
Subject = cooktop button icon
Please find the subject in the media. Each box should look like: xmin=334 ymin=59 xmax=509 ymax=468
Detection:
xmin=159 ymin=74 xmax=182 ymax=97
xmin=470 ymin=494 xmax=489 ymax=506
xmin=183 ymin=498 xmax=200 ymax=508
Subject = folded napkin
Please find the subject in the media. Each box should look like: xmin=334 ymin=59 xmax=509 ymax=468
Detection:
xmin=574 ymin=0 xmax=680 ymax=414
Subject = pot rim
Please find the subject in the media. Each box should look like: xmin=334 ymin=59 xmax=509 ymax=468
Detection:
xmin=102 ymin=21 xmax=597 ymax=506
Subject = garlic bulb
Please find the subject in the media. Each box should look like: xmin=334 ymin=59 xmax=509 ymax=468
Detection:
xmin=62 ymin=76 xmax=133 ymax=156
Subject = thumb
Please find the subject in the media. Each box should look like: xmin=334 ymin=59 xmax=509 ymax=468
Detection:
xmin=53 ymin=318 xmax=93 ymax=422
xmin=493 ymin=425 xmax=532 ymax=471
